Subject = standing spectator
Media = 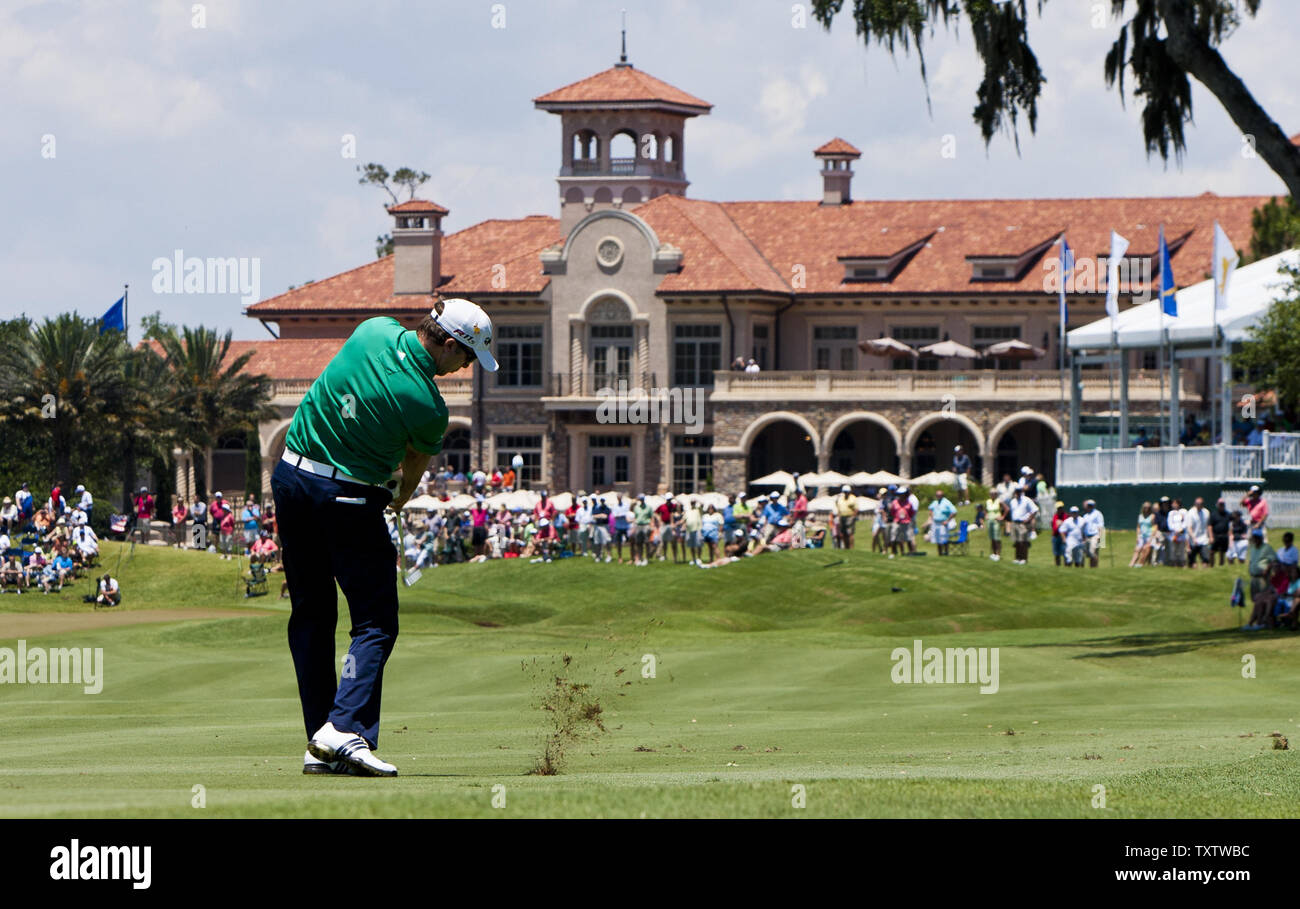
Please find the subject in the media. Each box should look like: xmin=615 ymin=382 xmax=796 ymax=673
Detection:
xmin=1246 ymin=530 xmax=1276 ymax=599
xmin=533 ymin=490 xmax=557 ymax=526
xmin=682 ymin=498 xmax=704 ymax=566
xmin=1034 ymin=474 xmax=1054 ymax=531
xmin=470 ymin=499 xmax=489 ymax=556
xmin=133 ymin=486 xmax=155 ymax=543
xmin=1130 ymin=502 xmax=1155 ymax=567
xmin=700 ymin=504 xmax=722 ymax=564
xmin=1006 ymin=486 xmax=1039 ymax=564
xmin=240 ymin=499 xmax=262 ymax=554
xmin=903 ymin=485 xmax=920 ymax=554
xmin=1058 ymin=506 xmax=1085 ymax=567
xmin=1151 ymin=497 xmax=1171 ymax=565
xmin=610 ymin=493 xmax=631 ymax=563
xmin=501 ymin=466 xmax=515 ymax=493
xmin=218 ymin=506 xmax=236 ymax=560
xmin=926 ymin=489 xmax=957 ymax=556
xmin=190 ymin=497 xmax=208 ymax=549
xmin=761 ymin=492 xmax=788 ymax=543
xmin=744 ymin=358 xmax=760 ymax=374
xmin=1080 ymin=499 xmax=1105 ymax=568
xmin=952 ymin=446 xmax=972 ymax=505
xmin=985 ymin=490 xmax=1005 ymax=561
xmin=888 ymin=491 xmax=914 ymax=559
xmin=1241 ymin=485 xmax=1269 ymax=541
xmin=489 ymin=468 xmax=503 ymax=492
xmin=470 ymin=466 xmax=487 ymax=495
xmin=49 ymin=480 xmax=67 ymax=516
xmin=1278 ymin=531 xmax=1299 ymax=569
xmin=731 ymin=356 xmax=747 ymax=371
xmin=575 ymin=497 xmax=594 ymax=557
xmin=790 ymin=488 xmax=809 ymax=525
xmin=1165 ymin=498 xmax=1188 ymax=567
xmin=1051 ymin=502 xmax=1068 ymax=566
xmin=75 ymin=485 xmax=93 ymax=523
xmin=172 ymin=497 xmax=188 ymax=549
xmin=1185 ymin=497 xmax=1211 ymax=570
xmin=590 ymin=497 xmax=611 ymax=562
xmin=1227 ymin=510 xmax=1249 ymax=564
xmin=631 ymin=494 xmax=654 ymax=566
xmin=1209 ymin=500 xmax=1231 ymax=567
xmin=835 ymin=485 xmax=858 ymax=550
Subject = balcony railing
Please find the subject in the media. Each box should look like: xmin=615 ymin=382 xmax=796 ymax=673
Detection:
xmin=271 ymin=376 xmax=471 ymax=401
xmin=545 ymin=371 xmax=656 ymax=398
xmin=1264 ymin=431 xmax=1300 ymax=469
xmin=1057 ymin=445 xmax=1264 ymax=485
xmin=711 ymin=369 xmax=1200 ymax=402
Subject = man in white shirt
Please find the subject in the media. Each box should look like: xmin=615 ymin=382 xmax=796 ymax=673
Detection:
xmin=1007 ymin=486 xmax=1039 ymax=564
xmin=95 ymin=573 xmax=120 ymax=607
xmin=1184 ymin=497 xmax=1211 ymax=570
xmin=76 ymin=485 xmax=93 ymax=522
xmin=1058 ymin=506 xmax=1086 ymax=567
xmin=1165 ymin=498 xmax=1188 ymax=567
xmin=575 ymin=498 xmax=593 ymax=557
xmin=1277 ymin=532 xmax=1298 ymax=568
xmin=1081 ymin=499 xmax=1106 ymax=568
xmin=72 ymin=524 xmax=99 ymax=559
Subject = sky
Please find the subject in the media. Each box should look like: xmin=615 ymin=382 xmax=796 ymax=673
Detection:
xmin=2 ymin=0 xmax=1296 ymax=339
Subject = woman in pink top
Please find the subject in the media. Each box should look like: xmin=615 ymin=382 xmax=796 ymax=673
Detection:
xmin=172 ymin=497 xmax=188 ymax=549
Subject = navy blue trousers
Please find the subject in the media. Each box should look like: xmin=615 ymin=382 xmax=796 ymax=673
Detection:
xmin=271 ymin=459 xmax=398 ymax=749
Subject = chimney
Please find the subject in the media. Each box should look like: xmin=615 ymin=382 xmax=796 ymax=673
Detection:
xmin=388 ymin=200 xmax=448 ymax=295
xmin=813 ymin=138 xmax=861 ymax=206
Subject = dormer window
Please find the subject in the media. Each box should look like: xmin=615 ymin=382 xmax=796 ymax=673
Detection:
xmin=839 ymin=233 xmax=932 ymax=283
xmin=965 ymin=233 xmax=1060 ymax=282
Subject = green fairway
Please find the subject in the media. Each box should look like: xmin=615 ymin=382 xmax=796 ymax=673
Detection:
xmin=1 ymin=529 xmax=1297 ymax=818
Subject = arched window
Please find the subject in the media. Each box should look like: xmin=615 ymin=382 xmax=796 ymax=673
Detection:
xmin=622 ymin=187 xmax=643 ymax=205
xmin=609 ymin=130 xmax=637 ymax=174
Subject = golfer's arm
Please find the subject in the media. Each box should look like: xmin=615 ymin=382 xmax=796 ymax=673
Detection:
xmin=393 ymin=444 xmax=430 ymax=510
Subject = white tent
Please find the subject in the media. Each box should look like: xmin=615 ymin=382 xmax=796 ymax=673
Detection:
xmin=909 ymin=470 xmax=959 ymax=487
xmin=808 ymin=494 xmax=878 ymax=513
xmin=1067 ymin=249 xmax=1298 ymax=351
xmin=802 ymin=470 xmax=853 ymax=488
xmin=848 ymin=470 xmax=903 ymax=488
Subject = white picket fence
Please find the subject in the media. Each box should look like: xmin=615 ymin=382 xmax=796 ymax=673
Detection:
xmin=1265 ymin=432 xmax=1300 ymax=469
xmin=1058 ymin=445 xmax=1264 ymax=485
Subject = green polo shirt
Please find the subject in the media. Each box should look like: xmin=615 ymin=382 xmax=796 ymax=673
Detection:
xmin=285 ymin=317 xmax=448 ymax=485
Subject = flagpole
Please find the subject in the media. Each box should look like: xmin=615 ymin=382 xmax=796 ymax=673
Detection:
xmin=123 ymin=284 xmax=129 ymax=346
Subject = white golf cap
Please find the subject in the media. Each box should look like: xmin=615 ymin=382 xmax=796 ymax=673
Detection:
xmin=433 ymin=298 xmax=498 ymax=372
xmin=768 ymin=491 xmax=780 ymax=499
xmin=538 ymin=518 xmax=549 ymax=526
xmin=841 ymin=484 xmax=851 ymax=492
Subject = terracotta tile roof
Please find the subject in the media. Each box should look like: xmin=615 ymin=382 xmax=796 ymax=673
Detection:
xmin=533 ymin=65 xmax=712 ymax=111
xmin=247 ymin=192 xmax=1268 ymax=317
xmin=387 ymin=199 xmax=449 ymax=215
xmin=140 ymin=337 xmax=343 ymax=382
xmin=636 ymin=196 xmax=789 ymax=294
xmin=814 ymin=138 xmax=861 ymax=157
xmin=247 ymin=216 xmax=562 ymax=314
xmin=714 ymin=195 xmax=1268 ymax=295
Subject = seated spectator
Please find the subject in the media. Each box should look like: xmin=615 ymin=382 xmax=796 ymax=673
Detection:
xmin=51 ymin=550 xmax=75 ymax=589
xmin=0 ymin=497 xmax=16 ymax=534
xmin=1 ymin=554 xmax=26 ymax=590
xmin=25 ymin=547 xmax=48 ymax=587
xmin=71 ymin=523 xmax=99 ymax=562
xmin=250 ymin=531 xmax=279 ymax=562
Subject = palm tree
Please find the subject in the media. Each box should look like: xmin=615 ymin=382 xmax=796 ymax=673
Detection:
xmin=0 ymin=314 xmax=129 ymax=485
xmin=149 ymin=325 xmax=276 ymax=500
xmin=109 ymin=345 xmax=185 ymax=514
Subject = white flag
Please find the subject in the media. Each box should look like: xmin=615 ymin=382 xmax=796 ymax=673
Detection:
xmin=1212 ymin=221 xmax=1238 ymax=312
xmin=1105 ymin=230 xmax=1129 ymax=328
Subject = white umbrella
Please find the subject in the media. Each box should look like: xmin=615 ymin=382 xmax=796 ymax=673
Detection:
xmin=401 ymin=494 xmax=441 ymax=511
xmin=910 ymin=470 xmax=959 ymax=487
xmin=547 ymin=491 xmax=574 ymax=511
xmin=447 ymin=493 xmax=478 ymax=510
xmin=803 ymin=470 xmax=852 ymax=488
xmin=848 ymin=470 xmax=903 ymax=488
xmin=750 ymin=470 xmax=794 ymax=487
xmin=919 ymin=339 xmax=979 ymax=359
xmin=808 ymin=495 xmax=879 ymax=513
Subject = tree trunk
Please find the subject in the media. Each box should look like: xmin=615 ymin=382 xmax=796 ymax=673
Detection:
xmin=192 ymin=448 xmax=208 ymax=501
xmin=1159 ymin=0 xmax=1300 ymax=199
xmin=120 ymin=438 xmax=137 ymax=516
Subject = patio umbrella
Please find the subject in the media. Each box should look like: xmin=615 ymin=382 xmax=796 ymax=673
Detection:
xmin=401 ymin=494 xmax=441 ymax=511
xmin=909 ymin=470 xmax=959 ymax=487
xmin=859 ymin=337 xmax=918 ymax=359
xmin=848 ymin=470 xmax=903 ymax=487
xmin=808 ymin=494 xmax=879 ymax=513
xmin=750 ymin=470 xmax=795 ymax=487
xmin=918 ymin=339 xmax=979 ymax=359
xmin=980 ymin=338 xmax=1045 ymax=361
xmin=802 ymin=470 xmax=853 ymax=489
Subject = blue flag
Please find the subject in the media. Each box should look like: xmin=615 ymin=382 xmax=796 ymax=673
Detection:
xmin=100 ymin=296 xmax=125 ymax=334
xmin=1158 ymin=226 xmax=1177 ymax=317
xmin=1058 ymin=238 xmax=1074 ymax=325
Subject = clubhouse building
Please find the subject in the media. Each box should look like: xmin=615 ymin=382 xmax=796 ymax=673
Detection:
xmin=187 ymin=58 xmax=1271 ymax=498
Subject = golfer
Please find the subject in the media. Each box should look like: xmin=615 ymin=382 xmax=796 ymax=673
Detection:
xmin=272 ymin=299 xmax=497 ymax=776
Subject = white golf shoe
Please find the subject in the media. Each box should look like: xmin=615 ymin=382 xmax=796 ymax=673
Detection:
xmin=302 ymin=749 xmax=363 ymax=776
xmin=307 ymin=722 xmax=397 ymax=777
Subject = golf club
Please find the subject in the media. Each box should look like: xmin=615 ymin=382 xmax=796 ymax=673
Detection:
xmin=397 ymin=509 xmax=421 ymax=587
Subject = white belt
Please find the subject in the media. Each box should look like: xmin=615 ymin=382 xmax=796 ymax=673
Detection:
xmin=282 ymin=450 xmax=396 ymax=491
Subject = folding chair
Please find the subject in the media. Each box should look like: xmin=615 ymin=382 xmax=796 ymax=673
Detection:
xmin=243 ymin=562 xmax=269 ymax=598
xmin=954 ymin=520 xmax=970 ymax=556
